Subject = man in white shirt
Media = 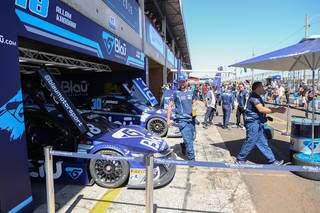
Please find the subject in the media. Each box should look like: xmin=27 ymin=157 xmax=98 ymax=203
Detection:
xmin=203 ymin=86 xmax=216 ymax=128
xmin=279 ymin=85 xmax=285 ymax=104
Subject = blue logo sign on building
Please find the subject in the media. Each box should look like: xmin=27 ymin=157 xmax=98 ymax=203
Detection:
xmin=103 ymin=0 xmax=140 ymax=33
xmin=15 ymin=0 xmax=145 ymax=70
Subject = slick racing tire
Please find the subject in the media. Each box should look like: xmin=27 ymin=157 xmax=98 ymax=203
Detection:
xmin=292 ymin=153 xmax=320 ymax=181
xmin=90 ymin=150 xmax=129 ymax=188
xmin=147 ymin=117 xmax=168 ymax=137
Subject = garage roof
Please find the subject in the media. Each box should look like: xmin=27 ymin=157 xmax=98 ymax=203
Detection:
xmin=145 ymin=0 xmax=192 ymax=69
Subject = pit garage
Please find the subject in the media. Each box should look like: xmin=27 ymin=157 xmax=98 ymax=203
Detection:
xmin=0 ymin=1 xmax=164 ymax=212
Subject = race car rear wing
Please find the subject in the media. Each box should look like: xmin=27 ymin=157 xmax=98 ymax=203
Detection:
xmin=38 ymin=68 xmax=89 ymax=135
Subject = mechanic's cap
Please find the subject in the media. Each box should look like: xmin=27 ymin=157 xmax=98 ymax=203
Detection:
xmin=178 ymin=72 xmax=188 ymax=81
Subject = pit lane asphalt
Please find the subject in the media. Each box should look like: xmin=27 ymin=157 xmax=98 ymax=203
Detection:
xmin=215 ymin=104 xmax=320 ymax=213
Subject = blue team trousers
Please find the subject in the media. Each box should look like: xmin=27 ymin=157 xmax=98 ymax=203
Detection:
xmin=237 ymin=121 xmax=276 ymax=163
xmin=178 ymin=121 xmax=195 ymax=160
xmin=222 ymin=105 xmax=231 ymax=128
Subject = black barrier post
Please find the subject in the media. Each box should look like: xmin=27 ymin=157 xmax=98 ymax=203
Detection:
xmin=145 ymin=155 xmax=154 ymax=213
xmin=44 ymin=146 xmax=55 ymax=213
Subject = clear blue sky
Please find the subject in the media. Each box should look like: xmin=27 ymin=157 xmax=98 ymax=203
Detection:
xmin=182 ymin=0 xmax=320 ymax=73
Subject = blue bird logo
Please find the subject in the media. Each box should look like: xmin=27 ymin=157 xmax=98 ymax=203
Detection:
xmin=0 ymin=89 xmax=25 ymax=141
xmin=102 ymin=31 xmax=115 ymax=55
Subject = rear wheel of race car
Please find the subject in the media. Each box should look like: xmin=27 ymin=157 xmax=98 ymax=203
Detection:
xmin=292 ymin=153 xmax=320 ymax=181
xmin=147 ymin=117 xmax=168 ymax=137
xmin=89 ymin=150 xmax=129 ymax=188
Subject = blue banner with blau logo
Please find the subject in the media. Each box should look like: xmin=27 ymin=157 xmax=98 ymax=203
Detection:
xmin=15 ymin=0 xmax=145 ymax=69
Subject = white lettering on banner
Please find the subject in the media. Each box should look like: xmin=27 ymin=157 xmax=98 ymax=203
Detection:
xmin=140 ymin=80 xmax=157 ymax=103
xmin=30 ymin=160 xmax=63 ymax=179
xmin=56 ymin=6 xmax=77 ymax=29
xmin=43 ymin=75 xmax=84 ymax=128
xmin=0 ymin=35 xmax=17 ymax=46
xmin=115 ymin=38 xmax=127 ymax=56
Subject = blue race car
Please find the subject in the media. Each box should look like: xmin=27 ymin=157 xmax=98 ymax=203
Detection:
xmin=91 ymin=95 xmax=170 ymax=137
xmin=23 ymin=69 xmax=176 ymax=188
xmin=88 ymin=78 xmax=181 ymax=137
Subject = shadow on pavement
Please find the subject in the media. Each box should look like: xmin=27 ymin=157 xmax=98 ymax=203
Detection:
xmin=211 ymin=138 xmax=291 ymax=164
xmin=171 ymin=144 xmax=188 ymax=160
xmin=31 ymin=181 xmax=88 ymax=212
xmin=80 ymin=197 xmax=218 ymax=213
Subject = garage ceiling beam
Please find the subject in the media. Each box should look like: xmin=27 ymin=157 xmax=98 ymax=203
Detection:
xmin=18 ymin=48 xmax=112 ymax=72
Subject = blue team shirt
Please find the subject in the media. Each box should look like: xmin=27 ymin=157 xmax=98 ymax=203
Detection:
xmin=245 ymin=92 xmax=266 ymax=123
xmin=221 ymin=92 xmax=235 ymax=108
xmin=172 ymin=89 xmax=195 ymax=121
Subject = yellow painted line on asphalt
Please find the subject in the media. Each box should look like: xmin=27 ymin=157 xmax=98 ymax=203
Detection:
xmin=90 ymin=188 xmax=121 ymax=213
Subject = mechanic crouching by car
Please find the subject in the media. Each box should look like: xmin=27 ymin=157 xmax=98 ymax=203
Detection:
xmin=236 ymin=81 xmax=286 ymax=165
xmin=167 ymin=74 xmax=196 ymax=161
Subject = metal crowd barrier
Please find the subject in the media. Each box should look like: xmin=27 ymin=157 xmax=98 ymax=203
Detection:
xmin=265 ymin=101 xmax=320 ymax=115
xmin=44 ymin=146 xmax=320 ymax=213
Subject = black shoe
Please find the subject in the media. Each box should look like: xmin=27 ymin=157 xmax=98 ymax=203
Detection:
xmin=180 ymin=143 xmax=186 ymax=155
xmin=208 ymin=121 xmax=213 ymax=125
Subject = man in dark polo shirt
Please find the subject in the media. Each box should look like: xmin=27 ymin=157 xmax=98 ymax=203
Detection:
xmin=236 ymin=82 xmax=286 ymax=165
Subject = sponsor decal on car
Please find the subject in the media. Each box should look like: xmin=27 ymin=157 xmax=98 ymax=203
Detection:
xmin=29 ymin=160 xmax=63 ymax=179
xmin=112 ymin=128 xmax=145 ymax=139
xmin=66 ymin=167 xmax=83 ymax=180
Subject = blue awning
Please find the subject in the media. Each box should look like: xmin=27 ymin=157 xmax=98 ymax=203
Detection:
xmin=230 ymin=36 xmax=320 ymax=71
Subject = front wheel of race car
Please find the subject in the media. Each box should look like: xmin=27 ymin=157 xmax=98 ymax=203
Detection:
xmin=147 ymin=117 xmax=168 ymax=137
xmin=89 ymin=150 xmax=129 ymax=188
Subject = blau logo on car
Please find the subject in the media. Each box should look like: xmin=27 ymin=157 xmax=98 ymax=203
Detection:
xmin=66 ymin=167 xmax=83 ymax=180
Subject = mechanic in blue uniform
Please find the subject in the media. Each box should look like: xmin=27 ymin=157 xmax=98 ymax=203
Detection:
xmin=236 ymin=82 xmax=286 ymax=165
xmin=221 ymin=87 xmax=235 ymax=129
xmin=236 ymin=83 xmax=249 ymax=128
xmin=167 ymin=73 xmax=196 ymax=160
